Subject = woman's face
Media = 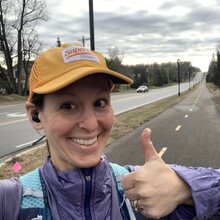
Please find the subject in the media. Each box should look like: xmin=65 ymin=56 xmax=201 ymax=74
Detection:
xmin=37 ymin=75 xmax=114 ymax=171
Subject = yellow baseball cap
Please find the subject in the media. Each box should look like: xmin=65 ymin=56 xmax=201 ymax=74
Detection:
xmin=28 ymin=43 xmax=133 ymax=102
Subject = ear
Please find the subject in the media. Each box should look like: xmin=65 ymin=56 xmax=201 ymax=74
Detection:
xmin=25 ymin=101 xmax=43 ymax=130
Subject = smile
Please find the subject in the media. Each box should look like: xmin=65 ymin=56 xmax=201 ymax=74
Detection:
xmin=69 ymin=137 xmax=97 ymax=146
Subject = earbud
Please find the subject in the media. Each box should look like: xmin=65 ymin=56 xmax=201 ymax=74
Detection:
xmin=32 ymin=113 xmax=40 ymax=123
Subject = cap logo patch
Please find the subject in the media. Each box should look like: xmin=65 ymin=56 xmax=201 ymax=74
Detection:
xmin=62 ymin=45 xmax=100 ymax=64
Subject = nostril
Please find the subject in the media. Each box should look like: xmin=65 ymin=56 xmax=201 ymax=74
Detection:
xmin=78 ymin=113 xmax=98 ymax=131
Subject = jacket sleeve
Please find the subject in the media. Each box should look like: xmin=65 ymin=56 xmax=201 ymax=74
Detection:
xmin=127 ymin=165 xmax=220 ymax=219
xmin=170 ymin=164 xmax=220 ymax=219
xmin=0 ymin=178 xmax=22 ymax=220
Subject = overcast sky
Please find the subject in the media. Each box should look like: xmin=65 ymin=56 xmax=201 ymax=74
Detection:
xmin=37 ymin=0 xmax=220 ymax=72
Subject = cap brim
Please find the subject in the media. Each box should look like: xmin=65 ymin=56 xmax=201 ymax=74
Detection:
xmin=33 ymin=67 xmax=133 ymax=94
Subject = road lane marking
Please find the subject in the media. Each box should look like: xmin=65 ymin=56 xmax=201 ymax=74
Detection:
xmin=190 ymin=108 xmax=193 ymax=112
xmin=15 ymin=140 xmax=35 ymax=148
xmin=0 ymin=112 xmax=8 ymax=115
xmin=175 ymin=125 xmax=181 ymax=131
xmin=159 ymin=147 xmax=167 ymax=157
xmin=184 ymin=114 xmax=188 ymax=118
xmin=112 ymin=94 xmax=148 ymax=103
xmin=7 ymin=112 xmax=26 ymax=117
xmin=0 ymin=118 xmax=28 ymax=126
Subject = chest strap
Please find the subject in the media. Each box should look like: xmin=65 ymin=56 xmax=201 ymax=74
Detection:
xmin=19 ymin=168 xmax=51 ymax=220
xmin=109 ymin=163 xmax=137 ymax=220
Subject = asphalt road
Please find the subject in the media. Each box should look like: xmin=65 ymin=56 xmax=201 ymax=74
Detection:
xmin=105 ymin=82 xmax=220 ymax=169
xmin=0 ymin=79 xmax=202 ymax=158
xmin=0 ymin=72 xmax=204 ymax=159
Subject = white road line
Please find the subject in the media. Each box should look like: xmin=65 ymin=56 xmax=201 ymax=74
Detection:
xmin=15 ymin=141 xmax=34 ymax=148
xmin=158 ymin=147 xmax=167 ymax=157
xmin=0 ymin=118 xmax=28 ymax=126
xmin=7 ymin=112 xmax=26 ymax=117
xmin=175 ymin=125 xmax=181 ymax=131
xmin=0 ymin=112 xmax=8 ymax=115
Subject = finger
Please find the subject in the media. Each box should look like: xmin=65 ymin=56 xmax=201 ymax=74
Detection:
xmin=141 ymin=128 xmax=161 ymax=163
xmin=124 ymin=187 xmax=139 ymax=201
xmin=121 ymin=172 xmax=135 ymax=190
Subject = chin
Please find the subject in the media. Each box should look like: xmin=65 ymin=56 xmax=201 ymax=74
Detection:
xmin=77 ymin=156 xmax=102 ymax=168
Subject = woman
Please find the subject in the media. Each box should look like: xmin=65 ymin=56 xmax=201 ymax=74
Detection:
xmin=0 ymin=43 xmax=218 ymax=219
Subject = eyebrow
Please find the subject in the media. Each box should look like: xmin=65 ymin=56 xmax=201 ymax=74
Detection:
xmin=55 ymin=88 xmax=110 ymax=97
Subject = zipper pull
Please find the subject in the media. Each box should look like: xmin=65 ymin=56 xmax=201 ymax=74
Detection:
xmin=82 ymin=167 xmax=93 ymax=181
xmin=85 ymin=175 xmax=91 ymax=181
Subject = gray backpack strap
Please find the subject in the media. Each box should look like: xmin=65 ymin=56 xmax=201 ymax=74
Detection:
xmin=0 ymin=178 xmax=22 ymax=219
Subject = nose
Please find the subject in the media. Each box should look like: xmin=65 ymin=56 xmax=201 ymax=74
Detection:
xmin=78 ymin=108 xmax=98 ymax=131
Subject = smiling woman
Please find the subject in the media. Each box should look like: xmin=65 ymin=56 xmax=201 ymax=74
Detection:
xmin=0 ymin=43 xmax=138 ymax=220
xmin=33 ymin=74 xmax=115 ymax=171
xmin=0 ymin=43 xmax=219 ymax=220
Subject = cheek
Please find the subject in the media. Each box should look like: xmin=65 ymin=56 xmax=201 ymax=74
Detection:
xmin=102 ymin=112 xmax=115 ymax=131
xmin=43 ymin=115 xmax=75 ymax=137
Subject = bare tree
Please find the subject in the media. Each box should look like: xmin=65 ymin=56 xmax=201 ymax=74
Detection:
xmin=22 ymin=29 xmax=43 ymax=95
xmin=106 ymin=46 xmax=125 ymax=72
xmin=0 ymin=0 xmax=48 ymax=95
xmin=107 ymin=46 xmax=124 ymax=61
xmin=0 ymin=0 xmax=16 ymax=94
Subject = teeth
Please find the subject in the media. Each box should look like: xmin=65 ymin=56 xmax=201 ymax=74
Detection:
xmin=71 ymin=137 xmax=97 ymax=146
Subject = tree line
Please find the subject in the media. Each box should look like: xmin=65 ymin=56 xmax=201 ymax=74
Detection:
xmin=207 ymin=45 xmax=220 ymax=87
xmin=0 ymin=0 xmax=203 ymax=96
xmin=106 ymin=46 xmax=200 ymax=89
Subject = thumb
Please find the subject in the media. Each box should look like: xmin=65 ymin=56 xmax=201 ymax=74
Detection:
xmin=141 ymin=128 xmax=161 ymax=163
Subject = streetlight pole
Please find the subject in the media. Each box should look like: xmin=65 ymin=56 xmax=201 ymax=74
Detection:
xmin=177 ymin=59 xmax=180 ymax=96
xmin=146 ymin=68 xmax=150 ymax=88
xmin=193 ymin=72 xmax=194 ymax=88
xmin=188 ymin=64 xmax=191 ymax=91
xmin=188 ymin=71 xmax=190 ymax=91
xmin=89 ymin=0 xmax=95 ymax=50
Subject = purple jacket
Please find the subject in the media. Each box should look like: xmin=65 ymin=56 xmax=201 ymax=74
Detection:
xmin=171 ymin=165 xmax=220 ymax=219
xmin=0 ymin=157 xmax=220 ymax=219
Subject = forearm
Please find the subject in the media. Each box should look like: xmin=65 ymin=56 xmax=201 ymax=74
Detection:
xmin=171 ymin=169 xmax=194 ymax=207
xmin=170 ymin=164 xmax=220 ymax=218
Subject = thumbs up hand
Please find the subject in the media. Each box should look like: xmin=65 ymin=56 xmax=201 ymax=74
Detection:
xmin=121 ymin=128 xmax=193 ymax=219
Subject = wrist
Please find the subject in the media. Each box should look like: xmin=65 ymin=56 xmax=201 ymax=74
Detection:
xmin=174 ymin=172 xmax=194 ymax=206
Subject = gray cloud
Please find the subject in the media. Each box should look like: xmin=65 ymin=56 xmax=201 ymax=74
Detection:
xmin=37 ymin=0 xmax=220 ymax=71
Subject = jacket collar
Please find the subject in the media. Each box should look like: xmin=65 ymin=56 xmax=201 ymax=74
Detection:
xmin=40 ymin=155 xmax=123 ymax=220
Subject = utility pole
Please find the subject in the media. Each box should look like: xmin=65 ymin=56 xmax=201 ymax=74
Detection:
xmin=78 ymin=35 xmax=90 ymax=47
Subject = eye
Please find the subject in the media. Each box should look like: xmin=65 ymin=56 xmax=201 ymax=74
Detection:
xmin=94 ymin=99 xmax=108 ymax=108
xmin=61 ymin=102 xmax=76 ymax=111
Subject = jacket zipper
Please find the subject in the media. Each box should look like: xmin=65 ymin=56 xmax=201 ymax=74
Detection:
xmin=82 ymin=168 xmax=93 ymax=220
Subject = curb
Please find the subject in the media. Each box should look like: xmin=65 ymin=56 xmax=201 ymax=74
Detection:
xmin=0 ymin=142 xmax=46 ymax=168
